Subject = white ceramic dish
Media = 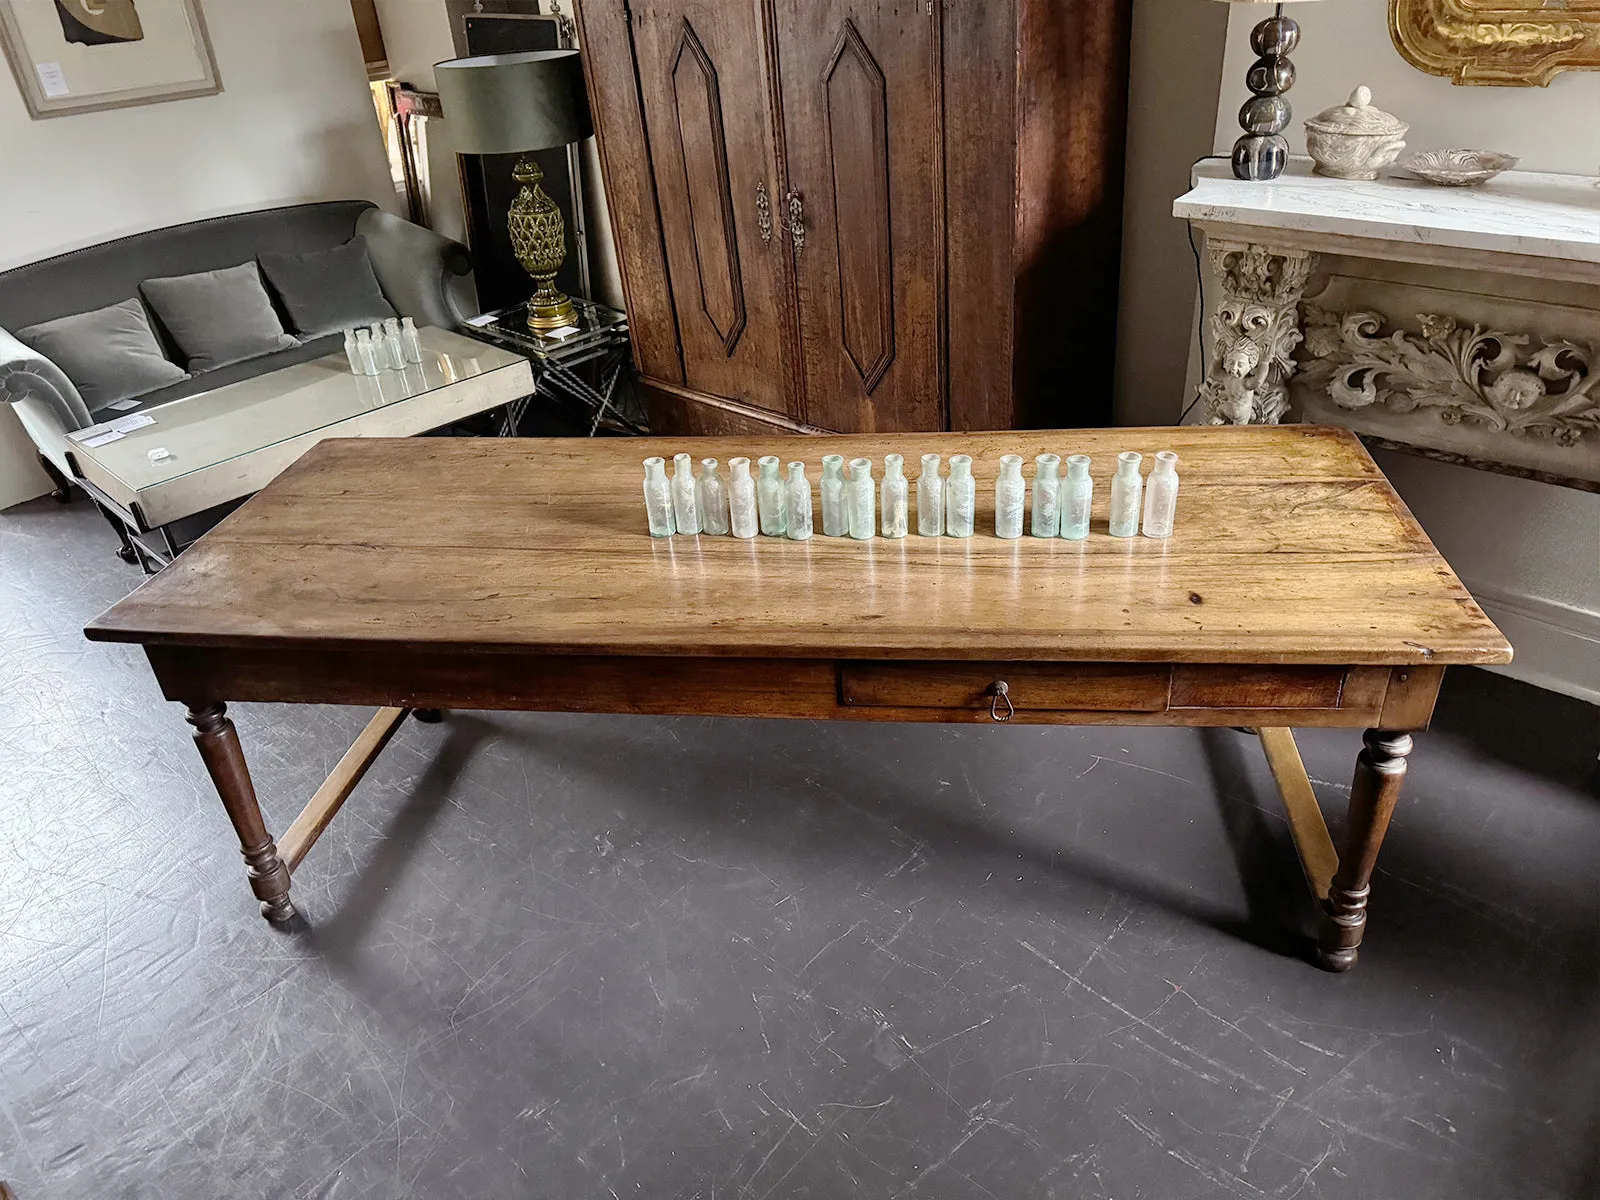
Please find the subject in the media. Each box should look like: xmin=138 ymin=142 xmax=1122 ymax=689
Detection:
xmin=1401 ymin=149 xmax=1519 ymax=187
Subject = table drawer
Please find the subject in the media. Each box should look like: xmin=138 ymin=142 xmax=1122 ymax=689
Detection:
xmin=839 ymin=662 xmax=1172 ymax=713
xmin=1170 ymin=665 xmax=1346 ymax=709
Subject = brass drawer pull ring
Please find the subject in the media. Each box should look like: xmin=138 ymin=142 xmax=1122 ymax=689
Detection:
xmin=990 ymin=680 xmax=1014 ymax=722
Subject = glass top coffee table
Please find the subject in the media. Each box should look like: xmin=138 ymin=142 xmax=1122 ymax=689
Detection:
xmin=67 ymin=326 xmax=532 ymax=565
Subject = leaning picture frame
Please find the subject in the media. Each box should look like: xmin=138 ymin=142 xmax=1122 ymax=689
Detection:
xmin=0 ymin=0 xmax=219 ymax=119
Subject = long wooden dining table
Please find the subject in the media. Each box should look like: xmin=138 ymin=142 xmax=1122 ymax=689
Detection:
xmin=84 ymin=426 xmax=1511 ymax=970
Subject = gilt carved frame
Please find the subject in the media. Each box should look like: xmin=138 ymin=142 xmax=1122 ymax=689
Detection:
xmin=1391 ymin=0 xmax=1600 ymax=85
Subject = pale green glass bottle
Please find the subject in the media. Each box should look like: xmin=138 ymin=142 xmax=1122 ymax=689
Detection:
xmin=1109 ymin=451 xmax=1143 ymax=538
xmin=880 ymin=454 xmax=908 ymax=538
xmin=820 ymin=454 xmax=848 ymax=536
xmin=786 ymin=462 xmax=813 ymax=540
xmin=642 ymin=456 xmax=674 ymax=538
xmin=1061 ymin=454 xmax=1092 ymax=540
xmin=728 ymin=456 xmax=758 ymax=538
xmin=945 ymin=454 xmax=975 ymax=538
xmin=671 ymin=452 xmax=702 ymax=535
xmin=1142 ymin=450 xmax=1179 ymax=538
xmin=698 ymin=458 xmax=730 ymax=535
xmin=917 ymin=453 xmax=943 ymax=537
xmin=995 ymin=455 xmax=1025 ymax=539
xmin=847 ymin=457 xmax=875 ymax=539
xmin=757 ymin=455 xmax=787 ymax=536
xmin=1032 ymin=453 xmax=1061 ymax=537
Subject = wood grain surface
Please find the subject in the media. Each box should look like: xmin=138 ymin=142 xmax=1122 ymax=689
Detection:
xmin=85 ymin=427 xmax=1511 ymax=666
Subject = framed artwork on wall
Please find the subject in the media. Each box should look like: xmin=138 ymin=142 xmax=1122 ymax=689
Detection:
xmin=0 ymin=0 xmax=219 ymax=119
xmin=1391 ymin=0 xmax=1600 ymax=85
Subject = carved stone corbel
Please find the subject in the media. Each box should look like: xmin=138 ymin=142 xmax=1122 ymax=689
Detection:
xmin=1201 ymin=242 xmax=1318 ymax=425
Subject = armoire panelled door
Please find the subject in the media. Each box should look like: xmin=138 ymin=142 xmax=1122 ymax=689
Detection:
xmin=626 ymin=1 xmax=799 ymax=421
xmin=772 ymin=1 xmax=942 ymax=433
xmin=576 ymin=0 xmax=1133 ymax=436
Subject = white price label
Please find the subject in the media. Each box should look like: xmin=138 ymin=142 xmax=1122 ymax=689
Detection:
xmin=35 ymin=62 xmax=69 ymax=98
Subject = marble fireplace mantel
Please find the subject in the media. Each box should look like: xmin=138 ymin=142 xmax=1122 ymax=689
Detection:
xmin=1174 ymin=159 xmax=1600 ymax=489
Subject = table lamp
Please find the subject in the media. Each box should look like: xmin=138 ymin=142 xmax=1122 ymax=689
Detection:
xmin=435 ymin=50 xmax=594 ymax=333
xmin=1215 ymin=0 xmax=1318 ymax=181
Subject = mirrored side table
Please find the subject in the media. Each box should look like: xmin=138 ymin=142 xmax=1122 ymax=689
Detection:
xmin=459 ymin=298 xmax=646 ymax=435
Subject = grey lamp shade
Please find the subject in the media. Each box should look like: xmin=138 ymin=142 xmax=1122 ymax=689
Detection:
xmin=434 ymin=50 xmax=594 ymax=155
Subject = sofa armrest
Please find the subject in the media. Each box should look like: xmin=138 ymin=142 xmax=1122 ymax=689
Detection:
xmin=0 ymin=326 xmax=92 ymax=476
xmin=356 ymin=208 xmax=478 ymax=330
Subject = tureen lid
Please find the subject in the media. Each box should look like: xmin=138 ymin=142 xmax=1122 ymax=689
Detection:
xmin=1304 ymin=86 xmax=1408 ymax=137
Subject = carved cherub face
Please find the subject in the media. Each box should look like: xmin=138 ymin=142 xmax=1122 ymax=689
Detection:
xmin=1221 ymin=338 xmax=1263 ymax=377
xmin=1486 ymin=368 xmax=1545 ymax=412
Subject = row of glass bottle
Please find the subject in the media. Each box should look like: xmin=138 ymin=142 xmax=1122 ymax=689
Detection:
xmin=343 ymin=317 xmax=424 ymax=376
xmin=643 ymin=450 xmax=1180 ymax=541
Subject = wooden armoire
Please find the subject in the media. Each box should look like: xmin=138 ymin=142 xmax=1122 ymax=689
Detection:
xmin=574 ymin=0 xmax=1132 ymax=435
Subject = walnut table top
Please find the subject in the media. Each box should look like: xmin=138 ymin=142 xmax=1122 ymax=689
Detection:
xmin=86 ymin=425 xmax=1511 ymax=668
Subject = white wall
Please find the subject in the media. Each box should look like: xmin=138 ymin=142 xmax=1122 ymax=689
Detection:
xmin=1114 ymin=0 xmax=1230 ymax=427
xmin=0 ymin=0 xmax=395 ymax=508
xmin=1205 ymin=0 xmax=1600 ymax=701
xmin=372 ymin=0 xmax=468 ymax=243
xmin=0 ymin=0 xmax=394 ymax=269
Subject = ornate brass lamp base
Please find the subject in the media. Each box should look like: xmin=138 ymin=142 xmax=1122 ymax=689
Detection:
xmin=506 ymin=156 xmax=578 ymax=333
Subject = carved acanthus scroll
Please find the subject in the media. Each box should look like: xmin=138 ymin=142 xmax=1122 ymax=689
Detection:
xmin=1299 ymin=307 xmax=1600 ymax=446
xmin=1201 ymin=242 xmax=1318 ymax=426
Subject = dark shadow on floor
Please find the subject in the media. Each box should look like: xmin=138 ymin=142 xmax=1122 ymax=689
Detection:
xmin=302 ymin=714 xmax=497 ymax=960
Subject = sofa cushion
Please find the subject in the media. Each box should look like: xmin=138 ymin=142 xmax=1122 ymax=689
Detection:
xmin=17 ymin=297 xmax=189 ymax=410
xmin=258 ymin=238 xmax=397 ymax=338
xmin=141 ymin=262 xmax=298 ymax=372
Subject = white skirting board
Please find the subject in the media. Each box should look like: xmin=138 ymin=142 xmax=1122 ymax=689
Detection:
xmin=1472 ymin=585 xmax=1600 ymax=707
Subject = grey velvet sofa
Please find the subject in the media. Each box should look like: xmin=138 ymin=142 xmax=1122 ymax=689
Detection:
xmin=0 ymin=200 xmax=474 ymax=486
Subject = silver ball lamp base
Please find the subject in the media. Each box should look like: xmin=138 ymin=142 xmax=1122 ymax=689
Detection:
xmin=1232 ymin=5 xmax=1299 ymax=181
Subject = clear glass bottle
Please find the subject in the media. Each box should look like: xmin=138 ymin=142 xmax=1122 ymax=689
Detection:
xmin=820 ymin=454 xmax=848 ymax=537
xmin=1142 ymin=450 xmax=1179 ymax=539
xmin=1109 ymin=451 xmax=1143 ymax=537
xmin=698 ymin=458 xmax=730 ymax=535
xmin=847 ymin=457 xmax=875 ymax=540
xmin=757 ymin=455 xmax=788 ymax=536
xmin=399 ymin=316 xmax=424 ymax=364
xmin=786 ymin=462 xmax=813 ymax=540
xmin=642 ymin=456 xmax=675 ymax=537
xmin=380 ymin=317 xmax=406 ymax=370
xmin=728 ymin=457 xmax=758 ymax=538
xmin=1032 ymin=453 xmax=1061 ymax=537
xmin=995 ymin=455 xmax=1025 ymax=539
xmin=343 ymin=328 xmax=362 ymax=375
xmin=917 ymin=453 xmax=943 ymax=537
xmin=880 ymin=454 xmax=908 ymax=538
xmin=1061 ymin=454 xmax=1093 ymax=540
xmin=354 ymin=328 xmax=379 ymax=376
xmin=671 ymin=452 xmax=702 ymax=535
xmin=945 ymin=454 xmax=975 ymax=538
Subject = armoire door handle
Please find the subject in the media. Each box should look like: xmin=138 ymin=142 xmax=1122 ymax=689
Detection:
xmin=785 ymin=190 xmax=805 ymax=253
xmin=756 ymin=181 xmax=773 ymax=244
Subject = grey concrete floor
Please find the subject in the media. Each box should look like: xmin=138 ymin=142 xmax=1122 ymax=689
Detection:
xmin=2 ymin=494 xmax=1598 ymax=1200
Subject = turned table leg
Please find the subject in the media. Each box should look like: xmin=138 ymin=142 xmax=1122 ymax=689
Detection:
xmin=185 ymin=702 xmax=295 ymax=923
xmin=1318 ymin=729 xmax=1412 ymax=971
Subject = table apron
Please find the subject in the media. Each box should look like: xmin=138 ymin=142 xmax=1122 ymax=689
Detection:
xmin=145 ymin=647 xmax=1445 ymax=731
